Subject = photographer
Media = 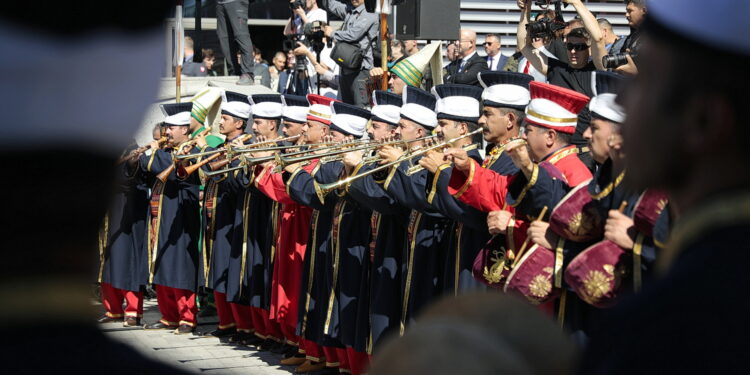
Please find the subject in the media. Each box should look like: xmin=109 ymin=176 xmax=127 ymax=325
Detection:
xmin=517 ymin=0 xmax=606 ymax=96
xmin=284 ymin=0 xmax=327 ymax=36
xmin=606 ymin=0 xmax=647 ymax=75
xmin=292 ymin=28 xmax=340 ymax=98
xmin=321 ymin=0 xmax=378 ymax=107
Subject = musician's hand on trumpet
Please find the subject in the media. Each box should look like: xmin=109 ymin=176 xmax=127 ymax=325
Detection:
xmin=342 ymin=148 xmax=365 ymax=175
xmin=377 ymin=144 xmax=404 ymax=165
xmin=505 ymin=138 xmax=534 ymax=178
xmin=443 ymin=148 xmax=471 ymax=173
xmin=418 ymin=149 xmax=448 ymax=174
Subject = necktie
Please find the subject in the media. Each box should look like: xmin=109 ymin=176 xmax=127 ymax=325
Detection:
xmin=523 ymin=60 xmax=531 ymax=74
xmin=459 ymin=59 xmax=466 ymax=73
xmin=487 ymin=56 xmax=493 ymax=69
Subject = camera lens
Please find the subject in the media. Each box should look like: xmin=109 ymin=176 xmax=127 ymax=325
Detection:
xmin=602 ymin=53 xmax=630 ymax=69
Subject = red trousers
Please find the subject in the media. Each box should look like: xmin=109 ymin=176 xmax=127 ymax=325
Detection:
xmin=213 ymin=291 xmax=253 ymax=332
xmin=155 ymin=285 xmax=197 ymax=326
xmin=299 ymin=339 xmax=322 ymax=361
xmin=336 ymin=348 xmax=350 ymax=373
xmin=100 ymin=283 xmax=143 ymax=318
xmin=346 ymin=347 xmax=370 ymax=375
xmin=323 ymin=347 xmax=340 ymax=368
xmin=251 ymin=307 xmax=283 ymax=341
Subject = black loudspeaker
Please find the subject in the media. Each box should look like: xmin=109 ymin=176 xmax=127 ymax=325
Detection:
xmin=395 ymin=0 xmax=460 ymax=41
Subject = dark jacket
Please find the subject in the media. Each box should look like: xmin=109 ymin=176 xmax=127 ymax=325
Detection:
xmin=445 ymin=51 xmax=488 ymax=86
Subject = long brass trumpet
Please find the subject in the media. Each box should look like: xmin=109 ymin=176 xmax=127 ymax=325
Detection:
xmin=203 ymin=154 xmax=279 ymax=177
xmin=116 ymin=137 xmax=167 ymax=165
xmin=276 ymin=134 xmax=440 ymax=168
xmin=312 ymin=129 xmax=483 ymax=203
xmin=404 ymin=142 xmax=480 ymax=176
xmin=155 ymin=127 xmax=212 ymax=183
xmin=175 ymin=134 xmax=253 ymax=179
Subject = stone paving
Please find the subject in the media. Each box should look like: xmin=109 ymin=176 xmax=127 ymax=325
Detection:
xmin=98 ymin=299 xmax=295 ymax=375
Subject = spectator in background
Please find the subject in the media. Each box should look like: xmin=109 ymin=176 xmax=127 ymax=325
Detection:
xmin=613 ymin=0 xmax=647 ymax=75
xmin=322 ymin=0 xmax=378 ymax=107
xmin=202 ymin=48 xmax=219 ymax=76
xmin=445 ymin=29 xmax=488 ymax=86
xmin=284 ymin=0 xmax=327 ymax=36
xmin=598 ymin=18 xmax=624 ymax=53
xmin=254 ymin=46 xmax=268 ymax=66
xmin=216 ymin=0 xmax=256 ymax=85
xmin=484 ymin=34 xmax=508 ymax=71
xmin=270 ymin=51 xmax=287 ymax=92
xmin=184 ymin=36 xmax=196 ymax=62
xmin=278 ymin=50 xmax=297 ymax=94
xmin=370 ymin=39 xmax=406 ymax=80
xmin=292 ymin=34 xmax=340 ymax=97
xmin=446 ymin=41 xmax=459 ymax=63
xmin=517 ymin=0 xmax=606 ymax=96
xmin=390 ymin=39 xmax=406 ymax=66
xmin=182 ymin=37 xmax=208 ymax=77
xmin=404 ymin=40 xmax=419 ymax=56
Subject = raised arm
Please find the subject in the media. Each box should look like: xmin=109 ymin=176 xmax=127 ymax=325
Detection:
xmin=565 ymin=0 xmax=607 ymax=70
xmin=516 ymin=0 xmax=532 ymax=52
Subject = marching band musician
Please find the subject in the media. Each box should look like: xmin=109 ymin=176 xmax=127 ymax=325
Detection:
xmin=416 ymin=83 xmax=490 ymax=293
xmin=275 ymin=94 xmax=344 ymax=372
xmin=137 ymin=103 xmax=204 ymax=334
xmin=283 ymin=101 xmax=373 ymax=375
xmin=252 ymin=94 xmax=330 ymax=358
xmin=375 ymin=86 xmax=454 ymax=331
xmin=235 ymin=95 xmax=307 ymax=347
xmin=199 ymin=91 xmax=254 ymax=338
xmin=343 ymin=91 xmax=410 ymax=353
xmin=98 ymin=129 xmax=161 ymax=326
xmin=442 ymin=72 xmax=531 ymax=290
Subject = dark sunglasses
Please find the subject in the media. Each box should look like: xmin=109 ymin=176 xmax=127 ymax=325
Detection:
xmin=483 ymin=41 xmax=495 ymax=46
xmin=566 ymin=42 xmax=588 ymax=51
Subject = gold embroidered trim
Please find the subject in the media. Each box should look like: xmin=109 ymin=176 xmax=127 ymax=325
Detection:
xmin=527 ymin=109 xmax=578 ymax=123
xmin=509 ymin=163 xmax=539 ymax=208
xmin=300 ymin=210 xmax=320 ymax=337
xmin=453 ymin=159 xmax=476 ymax=199
xmin=238 ymin=190 xmax=252 ymax=295
xmin=324 ymin=201 xmax=347 ymax=334
xmin=546 ymin=146 xmax=579 ymax=165
xmin=383 ymin=164 xmax=399 ymax=191
xmin=591 ymin=171 xmax=626 ymax=200
xmin=400 ymin=211 xmax=422 ymax=336
xmin=427 ymin=163 xmax=451 ymax=204
xmin=553 ymin=237 xmax=565 ymax=288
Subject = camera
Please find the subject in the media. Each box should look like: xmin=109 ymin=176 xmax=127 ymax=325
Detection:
xmin=602 ymin=53 xmax=637 ymax=69
xmin=303 ymin=20 xmax=330 ymax=53
xmin=526 ymin=16 xmax=566 ymax=39
xmin=289 ymin=0 xmax=305 ymax=11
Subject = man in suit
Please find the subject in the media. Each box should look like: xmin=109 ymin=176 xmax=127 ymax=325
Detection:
xmin=484 ymin=34 xmax=509 ymax=71
xmin=445 ymin=29 xmax=488 ymax=86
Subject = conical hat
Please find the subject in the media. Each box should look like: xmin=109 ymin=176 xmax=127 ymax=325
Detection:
xmin=190 ymin=86 xmax=225 ymax=126
xmin=391 ymin=41 xmax=442 ymax=88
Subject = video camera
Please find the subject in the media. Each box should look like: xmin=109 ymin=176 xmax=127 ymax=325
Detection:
xmin=282 ymin=21 xmax=331 ymax=72
xmin=526 ymin=0 xmax=568 ymax=39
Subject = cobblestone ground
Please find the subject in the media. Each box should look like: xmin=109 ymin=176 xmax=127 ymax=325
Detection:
xmin=98 ymin=299 xmax=295 ymax=375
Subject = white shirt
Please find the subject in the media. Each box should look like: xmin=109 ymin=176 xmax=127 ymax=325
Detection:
xmin=517 ymin=46 xmax=556 ymax=83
